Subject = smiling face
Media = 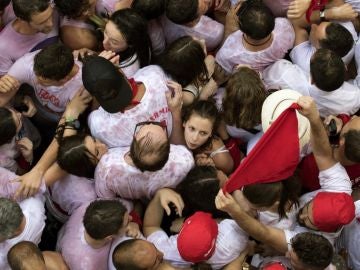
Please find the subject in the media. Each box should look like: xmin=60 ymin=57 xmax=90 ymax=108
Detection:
xmin=183 ymin=113 xmax=214 ymax=150
xmin=103 ymin=20 xmax=128 ymax=52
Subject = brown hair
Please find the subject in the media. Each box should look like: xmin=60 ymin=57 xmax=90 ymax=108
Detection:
xmin=223 ymin=67 xmax=267 ymax=130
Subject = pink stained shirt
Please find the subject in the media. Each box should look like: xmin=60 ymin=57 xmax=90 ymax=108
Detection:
xmin=88 ymin=65 xmax=172 ymax=147
xmin=0 ymin=12 xmax=59 ymax=75
xmin=50 ymin=174 xmax=97 ymax=215
xmin=8 ymin=51 xmax=83 ymax=113
xmin=216 ymin=18 xmax=295 ymax=73
xmin=94 ymin=145 xmax=194 ymax=200
xmin=161 ymin=15 xmax=224 ymax=52
xmin=57 ymin=203 xmax=112 ymax=270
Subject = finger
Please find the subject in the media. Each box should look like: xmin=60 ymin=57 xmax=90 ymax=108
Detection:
xmin=163 ymin=204 xmax=171 ymax=216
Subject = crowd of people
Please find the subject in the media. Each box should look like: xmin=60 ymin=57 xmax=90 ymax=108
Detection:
xmin=0 ymin=0 xmax=360 ymax=269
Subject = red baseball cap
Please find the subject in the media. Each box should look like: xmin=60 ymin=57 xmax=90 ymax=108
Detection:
xmin=177 ymin=212 xmax=218 ymax=263
xmin=313 ymin=192 xmax=355 ymax=232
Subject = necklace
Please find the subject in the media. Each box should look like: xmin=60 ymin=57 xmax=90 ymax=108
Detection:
xmin=243 ymin=34 xmax=272 ymax=47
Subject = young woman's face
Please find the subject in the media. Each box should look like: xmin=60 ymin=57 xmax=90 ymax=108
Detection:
xmin=183 ymin=114 xmax=213 ymax=150
xmin=103 ymin=21 xmax=128 ymax=52
xmin=84 ymin=136 xmax=108 ymax=163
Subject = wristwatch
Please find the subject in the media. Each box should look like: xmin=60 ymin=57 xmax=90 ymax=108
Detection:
xmin=65 ymin=119 xmax=81 ymax=130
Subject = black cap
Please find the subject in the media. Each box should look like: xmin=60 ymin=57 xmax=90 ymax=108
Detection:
xmin=82 ymin=55 xmax=132 ymax=113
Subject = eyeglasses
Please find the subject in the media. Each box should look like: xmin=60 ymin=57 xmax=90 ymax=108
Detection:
xmin=133 ymin=121 xmax=168 ymax=137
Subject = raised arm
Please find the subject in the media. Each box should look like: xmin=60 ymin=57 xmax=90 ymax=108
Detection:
xmin=297 ymin=96 xmax=336 ymax=171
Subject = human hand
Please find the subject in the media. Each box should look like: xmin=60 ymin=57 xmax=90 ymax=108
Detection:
xmin=12 ymin=168 xmax=43 ymax=199
xmin=297 ymin=96 xmax=320 ymax=123
xmin=72 ymin=48 xmax=96 ymax=61
xmin=0 ymin=75 xmax=20 ymax=93
xmin=21 ymin=96 xmax=37 ymax=117
xmin=165 ymin=81 xmax=183 ymax=113
xmin=199 ymin=78 xmax=218 ymax=100
xmin=195 ymin=153 xmax=216 ymax=167
xmin=326 ymin=4 xmax=358 ymax=21
xmin=17 ymin=137 xmax=33 ymax=163
xmin=156 ymin=188 xmax=184 ymax=216
xmin=64 ymin=87 xmax=92 ymax=119
xmin=125 ymin=221 xmax=142 ymax=238
xmin=98 ymin=50 xmax=120 ymax=66
xmin=215 ymin=189 xmax=242 ymax=216
xmin=287 ymin=0 xmax=311 ymax=19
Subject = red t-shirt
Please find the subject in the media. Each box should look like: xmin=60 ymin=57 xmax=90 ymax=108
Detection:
xmin=299 ymin=154 xmax=360 ymax=190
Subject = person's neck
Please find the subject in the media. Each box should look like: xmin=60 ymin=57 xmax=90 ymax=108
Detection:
xmin=242 ymin=34 xmax=273 ymax=52
xmin=63 ymin=64 xmax=80 ymax=84
xmin=333 ymin=147 xmax=355 ymax=166
xmin=121 ymin=82 xmax=145 ymax=112
xmin=84 ymin=230 xmax=110 ymax=249
xmin=12 ymin=19 xmax=38 ymax=35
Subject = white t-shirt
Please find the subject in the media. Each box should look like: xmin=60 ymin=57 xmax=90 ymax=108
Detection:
xmin=1 ymin=3 xmax=15 ymax=28
xmin=119 ymin=53 xmax=140 ymax=79
xmin=336 ymin=219 xmax=360 ymax=270
xmin=57 ymin=203 xmax=112 ymax=270
xmin=0 ymin=13 xmax=59 ymax=75
xmin=0 ymin=196 xmax=46 ymax=270
xmin=290 ymin=21 xmax=357 ymax=74
xmin=161 ymin=15 xmax=224 ymax=51
xmin=284 ymin=163 xmax=352 ymax=246
xmin=147 ymin=219 xmax=248 ymax=270
xmin=262 ymin=59 xmax=360 ymax=117
xmin=95 ymin=145 xmax=194 ymax=200
xmin=88 ymin=65 xmax=173 ymax=148
xmin=216 ymin=18 xmax=295 ymax=73
xmin=8 ymin=51 xmax=83 ymax=113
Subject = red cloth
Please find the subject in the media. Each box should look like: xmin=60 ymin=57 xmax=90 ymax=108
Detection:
xmin=129 ymin=210 xmax=143 ymax=227
xmin=224 ymin=138 xmax=244 ymax=169
xmin=223 ymin=104 xmax=300 ymax=193
xmin=306 ymin=0 xmax=329 ymax=22
xmin=299 ymin=153 xmax=360 ymax=190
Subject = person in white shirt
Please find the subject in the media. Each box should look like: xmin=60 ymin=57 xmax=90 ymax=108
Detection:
xmin=162 ymin=0 xmax=224 ymax=51
xmin=83 ymin=56 xmax=174 ymax=148
xmin=0 ymin=43 xmax=84 ymax=123
xmin=94 ymin=122 xmax=194 ymax=199
xmin=216 ymin=0 xmax=294 ymax=73
xmin=0 ymin=197 xmax=46 ymax=270
xmin=57 ymin=199 xmax=137 ymax=270
xmin=143 ymin=188 xmax=248 ymax=270
xmin=0 ymin=0 xmax=59 ymax=76
xmin=263 ymin=49 xmax=360 ymax=117
xmin=215 ymin=96 xmax=355 ymax=269
xmin=290 ymin=15 xmax=356 ymax=74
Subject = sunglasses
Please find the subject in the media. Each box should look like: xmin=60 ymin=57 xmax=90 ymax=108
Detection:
xmin=133 ymin=121 xmax=168 ymax=137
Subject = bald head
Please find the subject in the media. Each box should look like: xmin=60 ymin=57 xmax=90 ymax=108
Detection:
xmin=7 ymin=241 xmax=46 ymax=270
xmin=113 ymin=239 xmax=164 ymax=270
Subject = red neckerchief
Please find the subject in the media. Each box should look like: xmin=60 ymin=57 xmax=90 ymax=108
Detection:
xmin=306 ymin=0 xmax=329 ymax=22
xmin=120 ymin=78 xmax=140 ymax=113
xmin=129 ymin=78 xmax=140 ymax=106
